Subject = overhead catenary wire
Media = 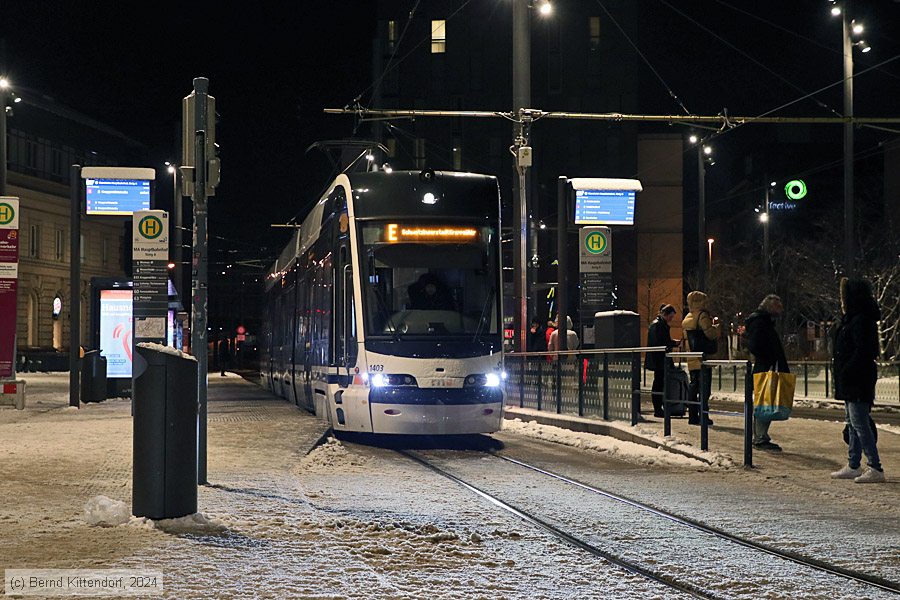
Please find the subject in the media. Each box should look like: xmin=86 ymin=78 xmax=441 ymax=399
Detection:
xmin=593 ymin=0 xmax=692 ymax=116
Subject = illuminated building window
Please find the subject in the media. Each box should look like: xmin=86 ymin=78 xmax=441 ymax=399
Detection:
xmin=431 ymin=20 xmax=446 ymax=54
xmin=589 ymin=17 xmax=601 ymax=52
xmin=387 ymin=20 xmax=397 ymax=51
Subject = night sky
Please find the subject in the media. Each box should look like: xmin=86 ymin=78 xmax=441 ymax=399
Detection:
xmin=3 ymin=1 xmax=900 ymax=265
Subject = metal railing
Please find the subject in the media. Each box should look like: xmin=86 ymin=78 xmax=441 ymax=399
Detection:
xmin=505 ymin=348 xmax=758 ymax=467
xmin=643 ymin=360 xmax=900 ymax=405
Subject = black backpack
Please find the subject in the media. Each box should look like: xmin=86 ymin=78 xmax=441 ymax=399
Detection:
xmin=688 ymin=311 xmax=719 ymax=355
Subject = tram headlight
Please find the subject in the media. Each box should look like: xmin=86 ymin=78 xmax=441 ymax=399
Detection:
xmin=465 ymin=373 xmax=502 ymax=387
xmin=371 ymin=373 xmax=386 ymax=388
xmin=371 ymin=374 xmax=417 ymax=388
xmin=485 ymin=373 xmax=501 ymax=387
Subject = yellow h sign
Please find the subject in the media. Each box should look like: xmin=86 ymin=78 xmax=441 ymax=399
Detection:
xmin=584 ymin=231 xmax=607 ymax=254
xmin=138 ymin=216 xmax=163 ymax=239
xmin=0 ymin=203 xmax=15 ymax=226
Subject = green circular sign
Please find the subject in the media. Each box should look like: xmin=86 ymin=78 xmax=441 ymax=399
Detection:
xmin=584 ymin=231 xmax=608 ymax=255
xmin=784 ymin=179 xmax=807 ymax=201
xmin=138 ymin=215 xmax=164 ymax=239
xmin=0 ymin=202 xmax=15 ymax=226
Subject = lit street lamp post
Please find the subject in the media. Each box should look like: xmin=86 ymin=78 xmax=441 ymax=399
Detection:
xmin=832 ymin=1 xmax=870 ymax=276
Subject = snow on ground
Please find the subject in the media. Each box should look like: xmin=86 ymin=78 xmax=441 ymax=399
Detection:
xmin=503 ymin=417 xmax=729 ymax=469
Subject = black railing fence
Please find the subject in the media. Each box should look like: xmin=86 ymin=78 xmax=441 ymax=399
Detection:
xmin=505 ymin=348 xmax=758 ymax=467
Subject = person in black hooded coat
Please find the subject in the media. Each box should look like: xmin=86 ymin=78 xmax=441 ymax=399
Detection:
xmin=830 ymin=278 xmax=885 ymax=483
xmin=744 ymin=294 xmax=788 ymax=451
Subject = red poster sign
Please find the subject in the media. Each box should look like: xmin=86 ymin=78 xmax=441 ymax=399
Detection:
xmin=0 ymin=222 xmax=20 ymax=379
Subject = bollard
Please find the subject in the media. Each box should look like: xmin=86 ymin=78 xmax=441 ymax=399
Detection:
xmin=602 ymin=354 xmax=610 ymax=421
xmin=744 ymin=360 xmax=753 ymax=468
xmin=132 ymin=344 xmax=199 ymax=519
xmin=700 ymin=367 xmax=709 ymax=451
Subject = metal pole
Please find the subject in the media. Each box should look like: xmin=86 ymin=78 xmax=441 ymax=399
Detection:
xmin=744 ymin=361 xmax=753 ymax=468
xmin=843 ymin=9 xmax=855 ymax=276
xmin=700 ymin=366 xmax=708 ymax=451
xmin=173 ymin=168 xmax=183 ymax=310
xmin=697 ymin=147 xmax=706 ymax=291
xmin=190 ymin=77 xmax=210 ymax=484
xmin=0 ymin=87 xmax=6 ymax=196
xmin=557 ymin=177 xmax=568 ymax=351
xmin=663 ymin=363 xmax=671 ymax=436
xmin=512 ymin=0 xmax=530 ymax=352
xmin=68 ymin=165 xmax=81 ymax=408
xmin=602 ymin=354 xmax=609 ymax=421
xmin=763 ymin=181 xmax=770 ymax=278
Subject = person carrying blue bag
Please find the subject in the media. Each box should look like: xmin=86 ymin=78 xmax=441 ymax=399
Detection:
xmin=745 ymin=294 xmax=791 ymax=452
xmin=830 ymin=278 xmax=886 ymax=484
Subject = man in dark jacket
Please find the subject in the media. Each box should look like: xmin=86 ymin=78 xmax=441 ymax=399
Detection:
xmin=830 ymin=278 xmax=885 ymax=483
xmin=745 ymin=294 xmax=788 ymax=451
xmin=646 ymin=304 xmax=677 ymax=418
xmin=527 ymin=317 xmax=547 ymax=352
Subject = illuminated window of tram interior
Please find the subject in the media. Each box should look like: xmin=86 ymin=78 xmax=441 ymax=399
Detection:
xmin=431 ymin=20 xmax=446 ymax=54
xmin=387 ymin=20 xmax=397 ymax=51
xmin=361 ymin=223 xmax=498 ymax=338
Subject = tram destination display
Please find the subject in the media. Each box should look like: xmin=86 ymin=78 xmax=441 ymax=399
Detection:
xmin=85 ymin=178 xmax=151 ymax=215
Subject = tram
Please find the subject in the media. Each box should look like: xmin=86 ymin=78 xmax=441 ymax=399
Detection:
xmin=260 ymin=169 xmax=504 ymax=434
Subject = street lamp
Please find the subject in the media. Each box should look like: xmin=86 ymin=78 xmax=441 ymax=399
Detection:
xmin=511 ymin=0 xmax=552 ymax=351
xmin=707 ymin=238 xmax=715 ymax=268
xmin=165 ymin=161 xmax=184 ymax=303
xmin=831 ymin=1 xmax=870 ymax=276
xmin=692 ymin=135 xmax=713 ymax=291
xmin=0 ymin=77 xmax=11 ymax=196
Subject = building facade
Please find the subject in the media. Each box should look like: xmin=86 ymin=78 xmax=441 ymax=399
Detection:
xmin=6 ymin=91 xmax=146 ymax=358
xmin=370 ymin=0 xmax=683 ymax=342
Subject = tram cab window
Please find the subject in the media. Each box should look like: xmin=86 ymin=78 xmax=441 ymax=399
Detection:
xmin=359 ymin=222 xmax=499 ymax=339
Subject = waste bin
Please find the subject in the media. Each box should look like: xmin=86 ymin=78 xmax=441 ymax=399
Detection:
xmin=593 ymin=310 xmax=641 ymax=349
xmin=132 ymin=343 xmax=199 ymax=519
xmin=80 ymin=350 xmax=107 ymax=403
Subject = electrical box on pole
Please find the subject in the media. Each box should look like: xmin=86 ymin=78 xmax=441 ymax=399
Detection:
xmin=182 ymin=92 xmax=218 ymax=197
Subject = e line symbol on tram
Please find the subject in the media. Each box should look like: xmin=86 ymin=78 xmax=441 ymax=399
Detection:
xmin=584 ymin=230 xmax=608 ymax=255
xmin=138 ymin=215 xmax=164 ymax=239
xmin=0 ymin=203 xmax=15 ymax=226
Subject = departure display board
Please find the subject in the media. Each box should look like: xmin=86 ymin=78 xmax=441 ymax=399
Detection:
xmin=85 ymin=178 xmax=151 ymax=215
xmin=574 ymin=189 xmax=636 ymax=226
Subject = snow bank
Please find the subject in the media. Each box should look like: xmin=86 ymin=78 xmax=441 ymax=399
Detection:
xmin=136 ymin=342 xmax=197 ymax=362
xmin=299 ymin=436 xmax=370 ymax=474
xmin=148 ymin=512 xmax=228 ymax=535
xmin=84 ymin=495 xmax=130 ymax=527
xmin=503 ymin=418 xmax=730 ymax=469
xmin=879 ymin=423 xmax=900 ymax=437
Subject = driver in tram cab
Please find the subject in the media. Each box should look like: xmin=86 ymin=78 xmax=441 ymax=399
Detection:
xmin=408 ymin=272 xmax=455 ymax=311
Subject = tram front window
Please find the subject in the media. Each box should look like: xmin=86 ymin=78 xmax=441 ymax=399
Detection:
xmin=359 ymin=222 xmax=499 ymax=339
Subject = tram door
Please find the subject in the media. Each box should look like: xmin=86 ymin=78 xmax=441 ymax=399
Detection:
xmin=334 ymin=226 xmax=356 ymax=380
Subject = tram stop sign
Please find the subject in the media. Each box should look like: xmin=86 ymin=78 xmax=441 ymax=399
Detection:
xmin=579 ymin=227 xmax=612 ymax=273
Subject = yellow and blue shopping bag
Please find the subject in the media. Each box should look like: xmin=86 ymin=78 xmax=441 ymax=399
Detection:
xmin=753 ymin=370 xmax=796 ymax=421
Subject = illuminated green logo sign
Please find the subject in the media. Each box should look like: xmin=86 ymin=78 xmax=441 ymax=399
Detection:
xmin=784 ymin=180 xmax=807 ymax=201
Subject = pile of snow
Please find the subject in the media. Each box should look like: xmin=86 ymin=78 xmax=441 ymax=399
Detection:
xmin=503 ymin=418 xmax=730 ymax=469
xmin=299 ymin=437 xmax=370 ymax=474
xmin=879 ymin=423 xmax=900 ymax=437
xmin=136 ymin=342 xmax=197 ymax=362
xmin=84 ymin=495 xmax=130 ymax=527
xmin=150 ymin=512 xmax=227 ymax=535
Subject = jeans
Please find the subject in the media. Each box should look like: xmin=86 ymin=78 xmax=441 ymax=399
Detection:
xmin=688 ymin=368 xmax=711 ymax=423
xmin=753 ymin=416 xmax=772 ymax=444
xmin=845 ymin=401 xmax=882 ymax=471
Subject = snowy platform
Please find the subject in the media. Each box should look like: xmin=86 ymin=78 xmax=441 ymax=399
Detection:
xmin=1 ymin=373 xmax=898 ymax=598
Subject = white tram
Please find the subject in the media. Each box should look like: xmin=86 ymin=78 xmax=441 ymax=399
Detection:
xmin=260 ymin=170 xmax=504 ymax=434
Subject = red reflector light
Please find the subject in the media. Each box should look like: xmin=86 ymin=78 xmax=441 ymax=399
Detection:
xmin=3 ymin=384 xmax=17 ymax=394
xmin=384 ymin=409 xmax=401 ymax=416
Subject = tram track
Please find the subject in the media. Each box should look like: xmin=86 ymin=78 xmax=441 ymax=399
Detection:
xmin=398 ymin=447 xmax=900 ymax=599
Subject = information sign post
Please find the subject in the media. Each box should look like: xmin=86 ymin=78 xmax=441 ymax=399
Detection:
xmin=0 ymin=197 xmax=20 ymax=379
xmin=132 ymin=210 xmax=170 ymax=347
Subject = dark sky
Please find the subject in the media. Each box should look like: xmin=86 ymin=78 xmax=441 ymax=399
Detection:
xmin=3 ymin=1 xmax=377 ymax=261
xmin=3 ymin=1 xmax=900 ymax=264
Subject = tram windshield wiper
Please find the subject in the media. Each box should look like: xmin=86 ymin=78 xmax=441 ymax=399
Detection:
xmin=471 ymin=286 xmax=496 ymax=343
